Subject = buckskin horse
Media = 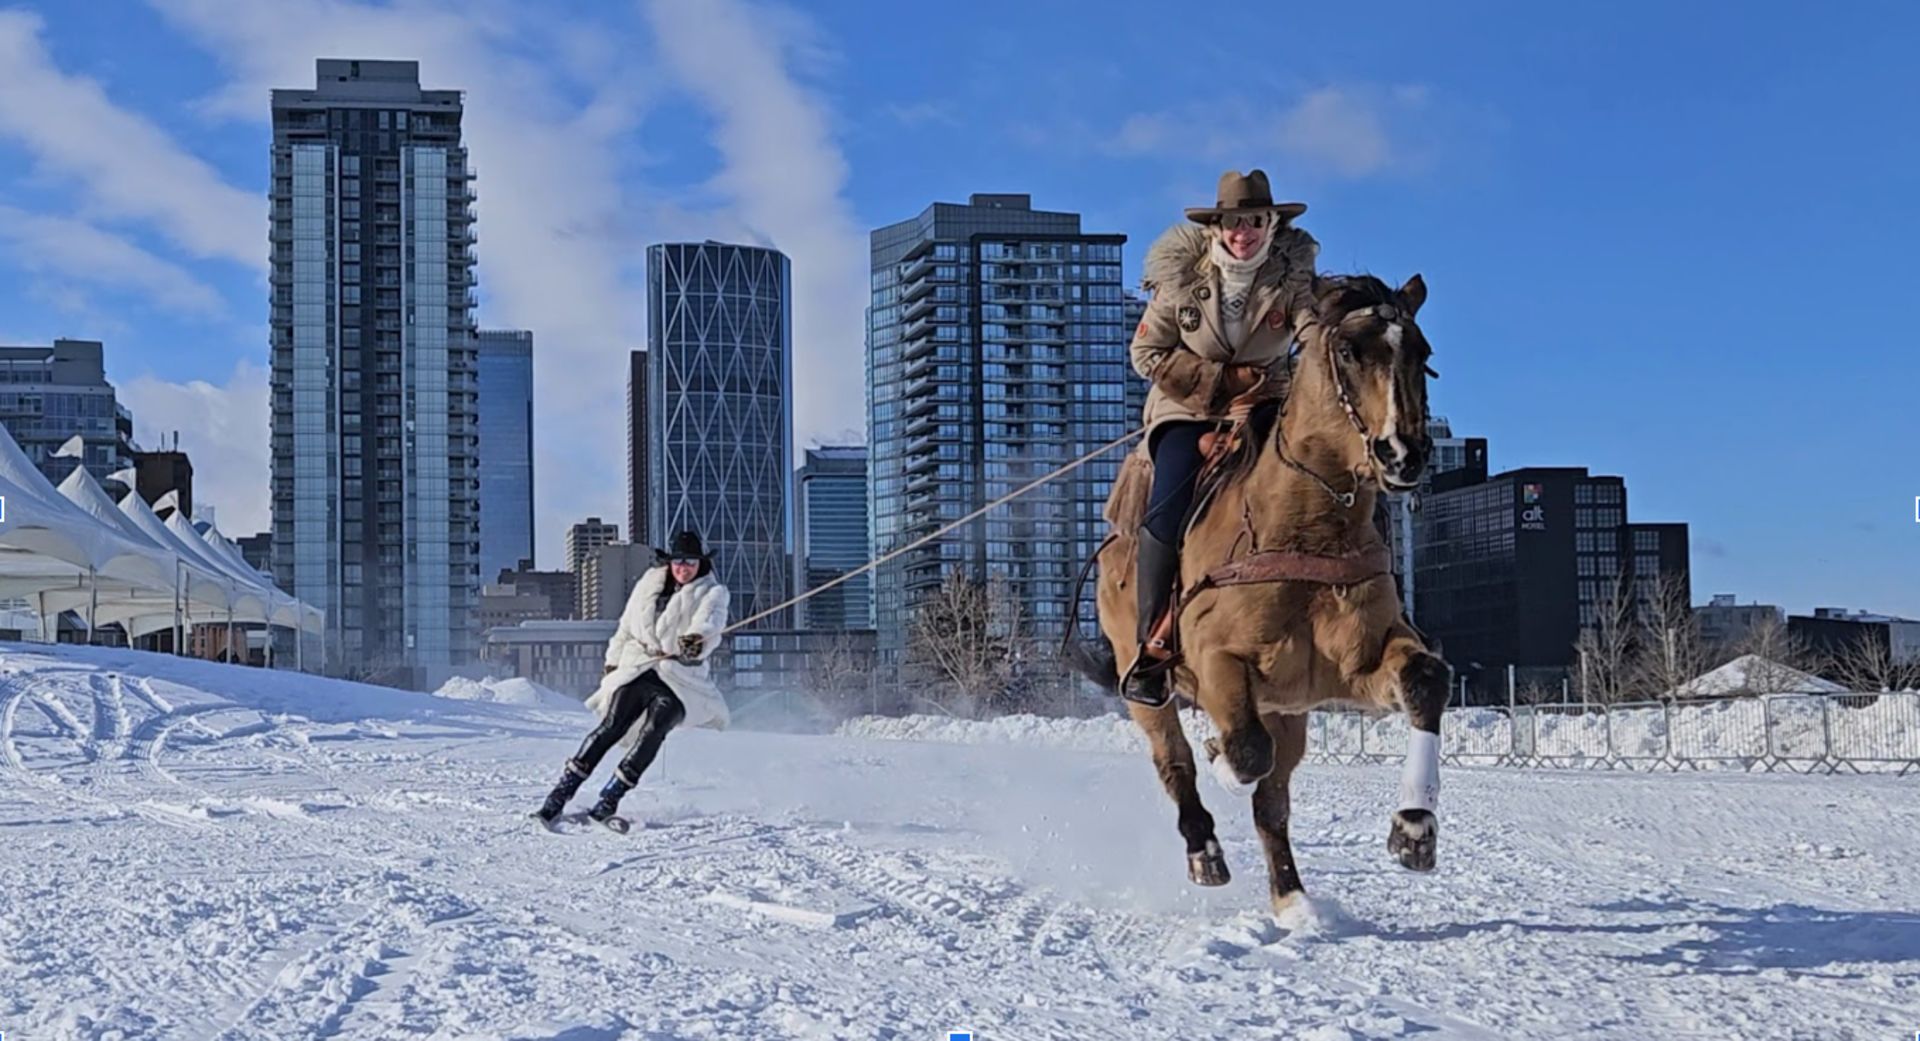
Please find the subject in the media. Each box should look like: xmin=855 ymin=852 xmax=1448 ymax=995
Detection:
xmin=1068 ymin=272 xmax=1448 ymax=915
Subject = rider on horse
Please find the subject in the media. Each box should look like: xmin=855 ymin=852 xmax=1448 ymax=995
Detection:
xmin=1120 ymin=169 xmax=1320 ymax=705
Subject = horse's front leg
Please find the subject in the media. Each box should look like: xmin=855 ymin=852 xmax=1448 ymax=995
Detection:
xmin=1193 ymin=647 xmax=1274 ymax=796
xmin=1351 ymin=625 xmax=1450 ymax=872
xmin=1127 ymin=700 xmax=1229 ymax=886
xmin=1251 ymin=712 xmax=1309 ymax=914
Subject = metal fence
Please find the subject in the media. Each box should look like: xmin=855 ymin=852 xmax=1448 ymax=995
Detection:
xmin=1303 ymin=690 xmax=1920 ymax=775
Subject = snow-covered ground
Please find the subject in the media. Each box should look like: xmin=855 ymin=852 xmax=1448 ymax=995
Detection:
xmin=2 ymin=643 xmax=1916 ymax=1040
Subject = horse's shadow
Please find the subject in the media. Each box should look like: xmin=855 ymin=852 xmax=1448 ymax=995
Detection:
xmin=1365 ymin=898 xmax=1920 ymax=976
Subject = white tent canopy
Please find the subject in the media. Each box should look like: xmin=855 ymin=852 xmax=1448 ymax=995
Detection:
xmin=0 ymin=425 xmax=175 ymax=600
xmin=33 ymin=465 xmax=191 ymax=621
xmin=1 ymin=419 xmax=321 ymax=661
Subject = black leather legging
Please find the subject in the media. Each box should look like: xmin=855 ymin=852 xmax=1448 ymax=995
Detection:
xmin=571 ymin=670 xmax=685 ymax=785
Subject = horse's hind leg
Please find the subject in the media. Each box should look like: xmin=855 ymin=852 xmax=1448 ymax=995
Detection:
xmin=1349 ymin=626 xmax=1451 ymax=872
xmin=1128 ymin=701 xmax=1229 ymax=886
xmin=1252 ymin=712 xmax=1309 ymax=915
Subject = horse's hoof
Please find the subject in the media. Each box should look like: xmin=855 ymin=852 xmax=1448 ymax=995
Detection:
xmin=1388 ymin=809 xmax=1438 ymax=872
xmin=1187 ymin=839 xmax=1231 ymax=887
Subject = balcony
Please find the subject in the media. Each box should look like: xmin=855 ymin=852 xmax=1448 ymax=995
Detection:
xmin=902 ymin=352 xmax=937 ymax=382
xmin=902 ymin=393 xmax=938 ymax=420
xmin=901 ymin=278 xmax=935 ymax=304
xmin=902 ymin=295 xmax=938 ymax=323
xmin=902 ymin=315 xmax=942 ymax=342
xmin=899 ymin=335 xmax=939 ymax=364
xmin=901 ymin=254 xmax=935 ymax=283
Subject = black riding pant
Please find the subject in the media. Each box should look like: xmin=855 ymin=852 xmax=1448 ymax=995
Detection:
xmin=1143 ymin=421 xmax=1214 ymax=545
xmin=570 ymin=670 xmax=685 ymax=785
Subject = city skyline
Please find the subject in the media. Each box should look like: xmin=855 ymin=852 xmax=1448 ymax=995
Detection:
xmin=0 ymin=2 xmax=1913 ymax=620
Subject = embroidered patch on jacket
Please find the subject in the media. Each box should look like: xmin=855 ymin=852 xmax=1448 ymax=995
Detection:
xmin=1195 ymin=285 xmax=1212 ymax=301
xmin=1267 ymin=309 xmax=1288 ymax=329
xmin=1136 ymin=321 xmax=1148 ymax=338
xmin=1177 ymin=305 xmax=1202 ymax=332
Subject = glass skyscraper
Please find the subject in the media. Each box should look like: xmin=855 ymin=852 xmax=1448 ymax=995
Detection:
xmin=645 ymin=242 xmax=793 ymax=630
xmin=476 ymin=329 xmax=533 ymax=582
xmin=0 ymin=339 xmax=132 ymax=485
xmin=795 ymin=446 xmax=870 ymax=630
xmin=867 ymin=194 xmax=1129 ymax=664
xmin=269 ymin=59 xmax=479 ymax=685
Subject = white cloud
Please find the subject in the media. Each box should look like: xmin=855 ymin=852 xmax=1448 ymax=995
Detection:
xmin=642 ymin=0 xmax=870 ymax=450
xmin=119 ymin=360 xmax=270 ymax=535
xmin=149 ymin=0 xmax=655 ymax=564
xmin=1277 ymin=87 xmax=1393 ymax=177
xmin=0 ymin=204 xmax=228 ymax=317
xmin=1096 ymin=84 xmax=1426 ymax=178
xmin=883 ymin=101 xmax=959 ymax=129
xmin=0 ymin=9 xmax=261 ymax=266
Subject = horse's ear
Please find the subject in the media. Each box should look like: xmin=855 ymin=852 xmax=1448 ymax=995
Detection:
xmin=1397 ymin=274 xmax=1427 ymax=317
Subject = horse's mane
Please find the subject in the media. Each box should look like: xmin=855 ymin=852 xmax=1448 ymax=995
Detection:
xmin=1307 ymin=273 xmax=1401 ymax=325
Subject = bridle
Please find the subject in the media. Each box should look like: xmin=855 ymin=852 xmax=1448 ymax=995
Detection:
xmin=1274 ymin=302 xmax=1431 ymax=510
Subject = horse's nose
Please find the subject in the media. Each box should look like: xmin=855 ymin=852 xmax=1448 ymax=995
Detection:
xmin=1372 ymin=438 xmax=1402 ymax=465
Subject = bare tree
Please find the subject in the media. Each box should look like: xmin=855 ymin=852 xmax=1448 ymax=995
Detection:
xmin=807 ymin=632 xmax=877 ymax=718
xmin=1631 ymin=572 xmax=1709 ymax=699
xmin=1723 ymin=613 xmax=1826 ymax=694
xmin=1829 ymin=631 xmax=1920 ymax=693
xmin=906 ymin=571 xmax=1030 ymax=717
xmin=1574 ymin=569 xmax=1638 ymax=704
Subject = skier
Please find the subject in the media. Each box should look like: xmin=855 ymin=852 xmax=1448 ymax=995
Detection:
xmin=532 ymin=530 xmax=731 ymax=832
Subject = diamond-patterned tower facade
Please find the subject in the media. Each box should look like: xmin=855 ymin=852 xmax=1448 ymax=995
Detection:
xmin=645 ymin=242 xmax=794 ymax=629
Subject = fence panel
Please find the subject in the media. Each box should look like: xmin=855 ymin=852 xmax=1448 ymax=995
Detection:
xmin=1531 ymin=705 xmax=1611 ymax=767
xmin=1511 ymin=706 xmax=1538 ymax=764
xmin=1763 ymin=694 xmax=1831 ymax=769
xmin=1316 ymin=710 xmax=1366 ymax=764
xmin=1825 ymin=693 xmax=1920 ymax=772
xmin=1285 ymin=691 xmax=1913 ymax=773
xmin=1666 ymin=697 xmax=1767 ymax=768
xmin=1604 ymin=701 xmax=1670 ymax=769
xmin=1443 ymin=708 xmax=1513 ymax=764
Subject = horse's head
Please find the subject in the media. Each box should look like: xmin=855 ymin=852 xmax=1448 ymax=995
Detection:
xmin=1294 ymin=274 xmax=1436 ymax=493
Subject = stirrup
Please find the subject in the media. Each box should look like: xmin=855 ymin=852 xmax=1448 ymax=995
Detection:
xmin=1119 ymin=643 xmax=1178 ymax=707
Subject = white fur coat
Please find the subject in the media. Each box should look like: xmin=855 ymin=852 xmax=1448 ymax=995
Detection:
xmin=584 ymin=565 xmax=731 ymax=735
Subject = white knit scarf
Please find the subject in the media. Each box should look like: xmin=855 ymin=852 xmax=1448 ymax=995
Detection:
xmin=1211 ymin=230 xmax=1273 ymax=347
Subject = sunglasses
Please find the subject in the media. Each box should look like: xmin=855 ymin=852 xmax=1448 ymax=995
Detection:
xmin=1221 ymin=213 xmax=1269 ymax=231
xmin=671 ymin=557 xmax=700 ymax=566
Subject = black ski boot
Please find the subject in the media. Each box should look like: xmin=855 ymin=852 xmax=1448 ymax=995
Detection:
xmin=586 ymin=771 xmax=635 ymax=834
xmin=533 ymin=761 xmax=589 ymax=828
xmin=1120 ymin=528 xmax=1180 ymax=707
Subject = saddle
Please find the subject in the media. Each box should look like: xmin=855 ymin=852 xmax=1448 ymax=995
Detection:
xmin=1095 ymin=403 xmax=1392 ymax=674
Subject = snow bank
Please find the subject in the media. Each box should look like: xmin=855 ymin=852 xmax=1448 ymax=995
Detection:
xmin=431 ymin=675 xmax=579 ymax=709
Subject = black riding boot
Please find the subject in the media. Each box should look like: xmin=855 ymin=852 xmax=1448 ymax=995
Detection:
xmin=534 ymin=760 xmax=589 ymax=822
xmin=1121 ymin=528 xmax=1180 ymax=707
xmin=587 ymin=771 xmax=635 ymax=823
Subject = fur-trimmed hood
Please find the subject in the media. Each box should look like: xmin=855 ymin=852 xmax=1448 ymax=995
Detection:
xmin=1141 ymin=221 xmax=1319 ymax=297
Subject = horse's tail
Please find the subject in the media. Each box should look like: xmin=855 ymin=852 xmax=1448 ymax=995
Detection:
xmin=1059 ymin=533 xmax=1120 ymax=691
xmin=1061 ymin=635 xmax=1118 ymax=691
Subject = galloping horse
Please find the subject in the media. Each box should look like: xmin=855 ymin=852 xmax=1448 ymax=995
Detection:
xmin=1072 ymin=273 xmax=1448 ymax=915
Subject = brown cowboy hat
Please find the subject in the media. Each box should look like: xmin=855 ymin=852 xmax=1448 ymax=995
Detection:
xmin=1185 ymin=169 xmax=1308 ymax=225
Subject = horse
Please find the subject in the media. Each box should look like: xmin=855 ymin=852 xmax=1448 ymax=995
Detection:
xmin=1071 ymin=272 xmax=1447 ymax=915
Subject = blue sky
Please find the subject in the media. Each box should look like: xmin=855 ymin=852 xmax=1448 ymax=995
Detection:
xmin=0 ymin=0 xmax=1913 ymax=616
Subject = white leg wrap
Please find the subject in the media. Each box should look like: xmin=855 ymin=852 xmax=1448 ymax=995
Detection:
xmin=1211 ymin=747 xmax=1259 ymax=796
xmin=1398 ymin=729 xmax=1440 ymax=812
